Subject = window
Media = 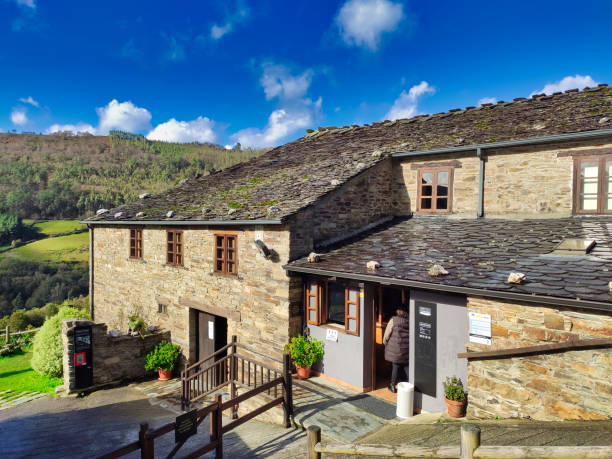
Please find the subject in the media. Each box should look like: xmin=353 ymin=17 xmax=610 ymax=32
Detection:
xmin=417 ymin=168 xmax=452 ymax=212
xmin=166 ymin=230 xmax=183 ymax=266
xmin=306 ymin=280 xmax=360 ymax=335
xmin=158 ymin=303 xmax=168 ymax=314
xmin=574 ymin=156 xmax=612 ymax=214
xmin=129 ymin=228 xmax=143 ymax=259
xmin=214 ymin=234 xmax=237 ymax=274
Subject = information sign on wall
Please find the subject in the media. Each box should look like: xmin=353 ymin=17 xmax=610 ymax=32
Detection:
xmin=325 ymin=328 xmax=338 ymax=342
xmin=469 ymin=312 xmax=492 ymax=345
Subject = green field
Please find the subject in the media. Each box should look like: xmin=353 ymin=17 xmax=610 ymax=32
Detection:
xmin=6 ymin=231 xmax=89 ymax=263
xmin=33 ymin=220 xmax=86 ymax=235
xmin=0 ymin=350 xmax=62 ymax=395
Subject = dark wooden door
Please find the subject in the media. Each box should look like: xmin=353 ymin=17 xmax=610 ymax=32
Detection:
xmin=198 ymin=311 xmax=216 ymax=362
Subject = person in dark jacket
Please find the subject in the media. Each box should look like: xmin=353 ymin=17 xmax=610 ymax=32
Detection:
xmin=383 ymin=308 xmax=410 ymax=393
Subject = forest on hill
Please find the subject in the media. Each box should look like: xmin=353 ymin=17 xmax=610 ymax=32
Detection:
xmin=0 ymin=131 xmax=267 ymax=220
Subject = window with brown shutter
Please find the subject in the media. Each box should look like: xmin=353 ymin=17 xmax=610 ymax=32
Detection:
xmin=417 ymin=168 xmax=453 ymax=213
xmin=166 ymin=230 xmax=183 ymax=266
xmin=214 ymin=234 xmax=238 ymax=274
xmin=574 ymin=156 xmax=612 ymax=214
xmin=306 ymin=281 xmax=320 ymax=325
xmin=345 ymin=287 xmax=359 ymax=335
xmin=129 ymin=228 xmax=143 ymax=259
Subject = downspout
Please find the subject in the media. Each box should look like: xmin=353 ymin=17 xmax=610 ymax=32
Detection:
xmin=477 ymin=147 xmax=485 ymax=218
xmin=88 ymin=225 xmax=94 ymax=320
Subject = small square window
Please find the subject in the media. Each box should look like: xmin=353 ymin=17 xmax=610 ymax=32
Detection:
xmin=166 ymin=230 xmax=184 ymax=266
xmin=417 ymin=168 xmax=453 ymax=213
xmin=214 ymin=234 xmax=238 ymax=275
xmin=158 ymin=303 xmax=168 ymax=314
xmin=129 ymin=228 xmax=143 ymax=259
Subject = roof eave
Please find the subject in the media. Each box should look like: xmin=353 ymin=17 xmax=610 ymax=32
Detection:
xmin=391 ymin=128 xmax=612 ymax=158
xmin=81 ymin=219 xmax=284 ymax=226
xmin=283 ymin=264 xmax=612 ymax=313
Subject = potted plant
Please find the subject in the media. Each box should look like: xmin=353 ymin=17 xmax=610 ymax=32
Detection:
xmin=284 ymin=334 xmax=324 ymax=379
xmin=128 ymin=315 xmax=146 ymax=337
xmin=443 ymin=376 xmax=467 ymax=418
xmin=145 ymin=340 xmax=181 ymax=380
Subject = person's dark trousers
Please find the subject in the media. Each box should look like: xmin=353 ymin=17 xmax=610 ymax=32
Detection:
xmin=391 ymin=363 xmax=409 ymax=386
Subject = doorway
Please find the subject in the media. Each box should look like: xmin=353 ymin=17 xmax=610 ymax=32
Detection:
xmin=373 ymin=286 xmax=408 ymax=390
xmin=196 ymin=311 xmax=228 ymax=364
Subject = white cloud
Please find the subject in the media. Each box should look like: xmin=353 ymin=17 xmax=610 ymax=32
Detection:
xmin=19 ymin=96 xmax=39 ymax=107
xmin=385 ymin=81 xmax=435 ymax=121
xmin=531 ymin=75 xmax=598 ymax=96
xmin=147 ymin=116 xmax=218 ymax=143
xmin=233 ymin=98 xmax=322 ymax=148
xmin=162 ymin=35 xmax=186 ymax=62
xmin=120 ymin=39 xmax=144 ymax=61
xmin=478 ymin=97 xmax=497 ymax=106
xmin=45 ymin=123 xmax=96 ymax=135
xmin=10 ymin=108 xmax=28 ymax=126
xmin=260 ymin=63 xmax=314 ymax=101
xmin=210 ymin=2 xmax=249 ymax=40
xmin=16 ymin=0 xmax=35 ymax=9
xmin=96 ymin=99 xmax=152 ymax=134
xmin=336 ymin=0 xmax=404 ymax=50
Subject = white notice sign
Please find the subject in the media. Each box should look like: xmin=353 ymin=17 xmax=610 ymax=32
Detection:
xmin=469 ymin=312 xmax=491 ymax=345
xmin=208 ymin=321 xmax=215 ymax=340
xmin=325 ymin=328 xmax=338 ymax=342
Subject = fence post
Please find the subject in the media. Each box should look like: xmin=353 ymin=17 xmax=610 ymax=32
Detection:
xmin=282 ymin=351 xmax=293 ymax=428
xmin=306 ymin=425 xmax=321 ymax=459
xmin=460 ymin=424 xmax=480 ymax=459
xmin=5 ymin=325 xmax=9 ymax=344
xmin=212 ymin=393 xmax=223 ymax=458
xmin=230 ymin=335 xmax=238 ymax=419
xmin=139 ymin=422 xmax=154 ymax=459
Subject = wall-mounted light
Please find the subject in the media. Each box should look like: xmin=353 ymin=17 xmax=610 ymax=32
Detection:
xmin=254 ymin=239 xmax=271 ymax=259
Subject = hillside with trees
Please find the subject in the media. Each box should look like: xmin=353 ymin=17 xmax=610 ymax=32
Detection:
xmin=0 ymin=131 xmax=266 ymax=219
xmin=0 ymin=132 xmax=267 ymax=328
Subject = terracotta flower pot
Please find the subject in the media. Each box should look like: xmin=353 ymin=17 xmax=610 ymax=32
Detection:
xmin=158 ymin=368 xmax=172 ymax=380
xmin=445 ymin=397 xmax=467 ymax=418
xmin=296 ymin=365 xmax=311 ymax=380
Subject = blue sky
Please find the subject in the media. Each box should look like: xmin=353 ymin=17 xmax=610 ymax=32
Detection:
xmin=2 ymin=0 xmax=612 ymax=148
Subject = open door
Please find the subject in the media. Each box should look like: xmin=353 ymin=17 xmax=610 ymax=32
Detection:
xmin=197 ymin=312 xmax=228 ymax=383
xmin=374 ymin=287 xmax=408 ymax=389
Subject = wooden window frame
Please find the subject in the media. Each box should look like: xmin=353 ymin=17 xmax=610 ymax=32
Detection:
xmin=306 ymin=280 xmax=360 ymax=336
xmin=345 ymin=287 xmax=360 ymax=336
xmin=306 ymin=281 xmax=321 ymax=325
xmin=573 ymin=156 xmax=612 ymax=215
xmin=214 ymin=233 xmax=238 ymax=275
xmin=166 ymin=229 xmax=184 ymax=266
xmin=129 ymin=227 xmax=143 ymax=259
xmin=416 ymin=167 xmax=453 ymax=213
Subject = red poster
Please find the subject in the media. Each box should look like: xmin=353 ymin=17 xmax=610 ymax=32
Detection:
xmin=74 ymin=351 xmax=86 ymax=367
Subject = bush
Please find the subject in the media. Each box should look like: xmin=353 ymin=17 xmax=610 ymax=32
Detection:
xmin=284 ymin=334 xmax=324 ymax=368
xmin=31 ymin=303 xmax=90 ymax=378
xmin=144 ymin=340 xmax=180 ymax=371
xmin=443 ymin=376 xmax=466 ymax=402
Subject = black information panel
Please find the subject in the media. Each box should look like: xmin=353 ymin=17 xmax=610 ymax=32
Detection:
xmin=414 ymin=301 xmax=436 ymax=398
xmin=73 ymin=326 xmax=93 ymax=389
xmin=175 ymin=409 xmax=198 ymax=443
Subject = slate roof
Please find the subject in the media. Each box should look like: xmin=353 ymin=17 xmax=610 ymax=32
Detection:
xmin=85 ymin=84 xmax=612 ymax=223
xmin=287 ymin=216 xmax=612 ymax=306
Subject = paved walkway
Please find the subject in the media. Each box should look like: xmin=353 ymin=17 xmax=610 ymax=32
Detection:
xmin=0 ymin=389 xmax=46 ymax=411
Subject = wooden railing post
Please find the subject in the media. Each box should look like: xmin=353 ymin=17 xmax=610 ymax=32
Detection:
xmin=230 ymin=335 xmax=238 ymax=419
xmin=139 ymin=422 xmax=154 ymax=459
xmin=208 ymin=394 xmax=223 ymax=458
xmin=282 ymin=351 xmax=293 ymax=428
xmin=5 ymin=325 xmax=9 ymax=345
xmin=460 ymin=424 xmax=480 ymax=459
xmin=307 ymin=425 xmax=321 ymax=459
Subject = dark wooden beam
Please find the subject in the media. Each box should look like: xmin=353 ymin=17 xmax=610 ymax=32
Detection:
xmin=457 ymin=338 xmax=612 ymax=360
xmin=178 ymin=296 xmax=241 ymax=322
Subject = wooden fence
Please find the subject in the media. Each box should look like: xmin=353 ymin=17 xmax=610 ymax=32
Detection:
xmin=99 ymin=337 xmax=293 ymax=458
xmin=3 ymin=326 xmax=40 ymax=342
xmin=307 ymin=424 xmax=612 ymax=459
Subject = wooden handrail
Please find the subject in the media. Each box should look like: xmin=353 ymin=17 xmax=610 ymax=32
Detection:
xmin=183 ymin=354 xmax=231 ymax=380
xmin=220 ymin=377 xmax=283 ymax=410
xmin=457 ymin=338 xmax=612 ymax=360
xmin=233 ymin=353 xmax=281 ymax=373
xmin=221 ymin=397 xmax=284 ymax=435
xmin=184 ymin=341 xmax=233 ymax=373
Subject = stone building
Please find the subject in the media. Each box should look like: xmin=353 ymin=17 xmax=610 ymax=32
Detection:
xmin=84 ymin=85 xmax=612 ymax=420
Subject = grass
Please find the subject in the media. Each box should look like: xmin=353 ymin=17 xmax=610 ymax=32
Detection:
xmin=6 ymin=231 xmax=89 ymax=263
xmin=33 ymin=220 xmax=86 ymax=235
xmin=0 ymin=350 xmax=62 ymax=395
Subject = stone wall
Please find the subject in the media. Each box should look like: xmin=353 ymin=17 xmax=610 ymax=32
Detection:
xmin=466 ymin=296 xmax=612 ymax=420
xmin=62 ymin=319 xmax=169 ymax=393
xmin=288 ymin=158 xmax=398 ymax=259
xmin=92 ymin=225 xmax=296 ymax=368
xmin=393 ymin=141 xmax=612 ymax=218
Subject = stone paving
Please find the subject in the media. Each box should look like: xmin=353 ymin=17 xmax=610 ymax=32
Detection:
xmin=0 ymin=389 xmax=46 ymax=411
